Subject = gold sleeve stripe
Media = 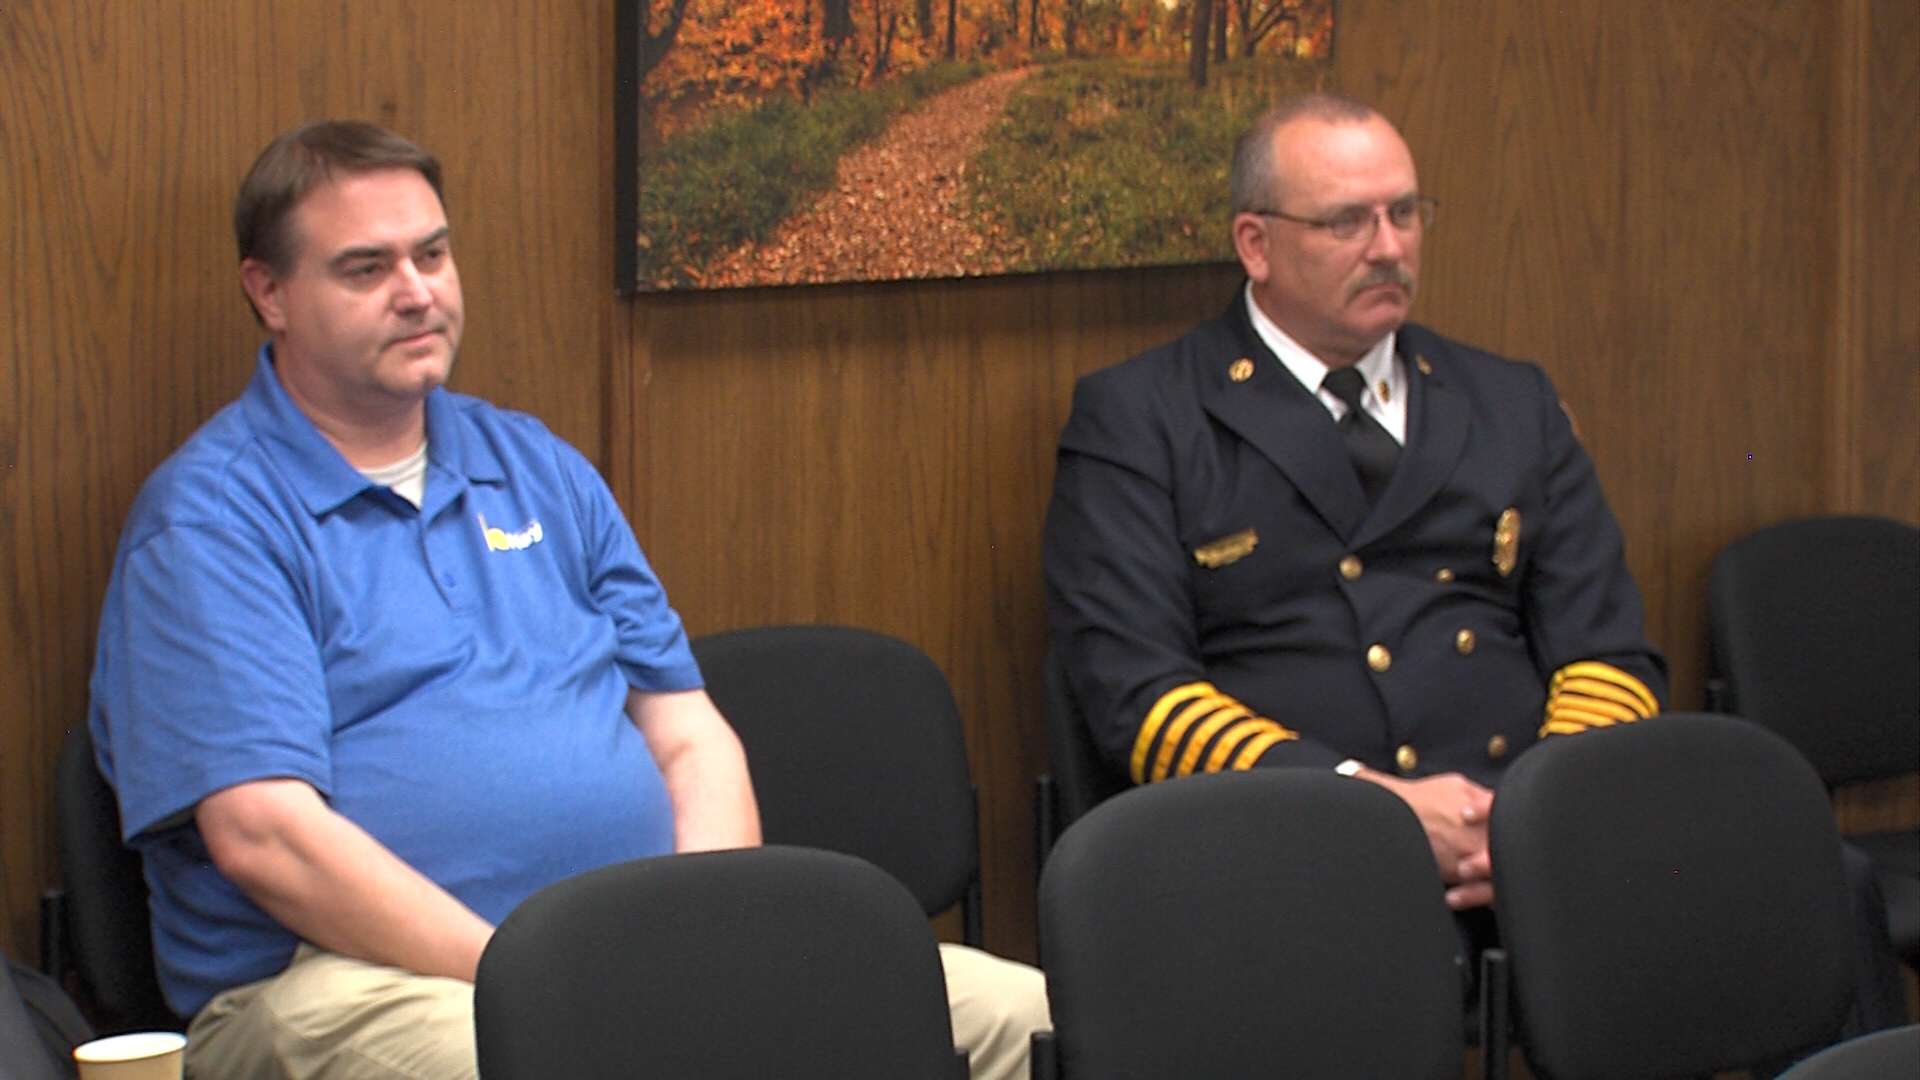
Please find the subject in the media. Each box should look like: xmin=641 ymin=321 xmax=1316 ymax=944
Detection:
xmin=1555 ymin=696 xmax=1643 ymax=726
xmin=1555 ymin=677 xmax=1654 ymax=716
xmin=1549 ymin=662 xmax=1656 ymax=712
xmin=1540 ymin=719 xmax=1590 ymax=736
xmin=1172 ymin=705 xmax=1254 ymax=780
xmin=1203 ymin=722 xmax=1259 ymax=773
xmin=1184 ymin=716 xmax=1290 ymax=777
xmin=1151 ymin=694 xmax=1242 ymax=782
xmin=1207 ymin=723 xmax=1283 ymax=774
xmin=1230 ymin=728 xmax=1293 ymax=770
xmin=1133 ymin=682 xmax=1301 ymax=782
xmin=1213 ymin=718 xmax=1274 ymax=768
xmin=1131 ymin=682 xmax=1217 ymax=784
xmin=1550 ymin=662 xmax=1658 ymax=717
xmin=1551 ymin=704 xmax=1626 ymax=729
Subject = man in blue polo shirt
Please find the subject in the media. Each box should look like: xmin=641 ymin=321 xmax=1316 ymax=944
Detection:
xmin=88 ymin=121 xmax=1046 ymax=1079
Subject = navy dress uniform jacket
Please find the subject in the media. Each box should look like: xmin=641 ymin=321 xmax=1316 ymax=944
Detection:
xmin=1043 ymin=295 xmax=1668 ymax=788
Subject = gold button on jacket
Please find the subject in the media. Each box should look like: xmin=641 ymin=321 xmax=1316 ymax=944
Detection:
xmin=1455 ymin=628 xmax=1476 ymax=655
xmin=1039 ymin=313 xmax=1667 ymax=790
xmin=1395 ymin=744 xmax=1419 ymax=774
xmin=1487 ymin=735 xmax=1509 ymax=760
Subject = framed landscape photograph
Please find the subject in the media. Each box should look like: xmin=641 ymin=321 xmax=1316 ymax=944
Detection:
xmin=615 ymin=0 xmax=1335 ymax=293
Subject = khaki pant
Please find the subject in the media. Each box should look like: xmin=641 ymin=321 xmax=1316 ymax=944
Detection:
xmin=186 ymin=943 xmax=1047 ymax=1080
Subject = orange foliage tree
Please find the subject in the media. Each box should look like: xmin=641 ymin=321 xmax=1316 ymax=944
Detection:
xmin=638 ymin=0 xmax=1328 ymax=142
xmin=646 ymin=0 xmax=958 ymax=138
xmin=1235 ymin=0 xmax=1334 ymax=60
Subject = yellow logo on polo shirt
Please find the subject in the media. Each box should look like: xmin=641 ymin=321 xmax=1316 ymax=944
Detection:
xmin=477 ymin=513 xmax=544 ymax=552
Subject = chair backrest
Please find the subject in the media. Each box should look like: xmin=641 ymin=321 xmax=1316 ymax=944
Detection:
xmin=1707 ymin=515 xmax=1920 ymax=785
xmin=54 ymin=726 xmax=179 ymax=1034
xmin=690 ymin=625 xmax=981 ymax=941
xmin=474 ymin=846 xmax=963 ymax=1080
xmin=2 ymin=947 xmax=94 ymax=1080
xmin=1039 ymin=649 xmax=1128 ymax=852
xmin=1491 ymin=713 xmax=1857 ymax=1079
xmin=1037 ymin=770 xmax=1464 ymax=1080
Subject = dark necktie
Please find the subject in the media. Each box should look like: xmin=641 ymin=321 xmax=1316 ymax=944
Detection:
xmin=1322 ymin=366 xmax=1401 ymax=503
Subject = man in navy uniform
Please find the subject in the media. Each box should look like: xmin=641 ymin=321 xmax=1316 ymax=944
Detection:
xmin=1047 ymin=92 xmax=1665 ymax=913
xmin=1043 ymin=95 xmax=1903 ymax=1031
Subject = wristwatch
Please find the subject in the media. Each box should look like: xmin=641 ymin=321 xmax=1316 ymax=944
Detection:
xmin=1334 ymin=758 xmax=1365 ymax=777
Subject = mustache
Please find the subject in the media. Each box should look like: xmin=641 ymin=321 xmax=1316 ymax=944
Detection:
xmin=386 ymin=324 xmax=448 ymax=346
xmin=1350 ymin=265 xmax=1415 ymax=296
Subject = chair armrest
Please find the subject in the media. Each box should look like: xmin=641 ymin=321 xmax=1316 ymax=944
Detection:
xmin=1030 ymin=1029 xmax=1058 ymax=1079
xmin=1703 ymin=677 xmax=1729 ymax=714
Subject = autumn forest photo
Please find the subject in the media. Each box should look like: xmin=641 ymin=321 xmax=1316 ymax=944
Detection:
xmin=619 ymin=0 xmax=1335 ymax=291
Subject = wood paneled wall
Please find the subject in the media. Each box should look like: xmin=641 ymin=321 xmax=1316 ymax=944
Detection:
xmin=1854 ymin=0 xmax=1920 ymax=516
xmin=1 ymin=0 xmax=616 ymax=957
xmin=619 ymin=265 xmax=1248 ymax=951
xmin=622 ymin=0 xmax=1920 ymax=961
xmin=3 ymin=0 xmax=1915 ymax=966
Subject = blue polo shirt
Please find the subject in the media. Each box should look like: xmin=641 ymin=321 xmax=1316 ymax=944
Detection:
xmin=89 ymin=346 xmax=697 ymax=1017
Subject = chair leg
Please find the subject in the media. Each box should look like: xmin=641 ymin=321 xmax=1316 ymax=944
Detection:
xmin=1035 ymin=775 xmax=1057 ymax=875
xmin=963 ymin=875 xmax=984 ymax=949
xmin=38 ymin=890 xmax=70 ymax=982
xmin=1479 ymin=947 xmax=1510 ymax=1080
xmin=964 ymin=784 xmax=985 ymax=948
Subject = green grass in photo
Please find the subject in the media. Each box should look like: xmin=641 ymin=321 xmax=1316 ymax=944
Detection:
xmin=968 ymin=58 xmax=1325 ymax=273
xmin=635 ymin=62 xmax=985 ymax=288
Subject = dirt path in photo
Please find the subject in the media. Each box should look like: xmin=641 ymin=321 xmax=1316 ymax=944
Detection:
xmin=700 ymin=67 xmax=1036 ymax=288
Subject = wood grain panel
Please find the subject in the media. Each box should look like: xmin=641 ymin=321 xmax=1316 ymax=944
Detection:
xmin=2 ymin=0 xmax=266 ymax=961
xmin=1856 ymin=0 xmax=1919 ymax=520
xmin=1343 ymin=0 xmax=1838 ymax=709
xmin=625 ymin=1 xmax=1913 ymax=960
xmin=6 ymin=0 xmax=1914 ymax=975
xmin=624 ymin=265 xmax=1244 ymax=958
xmin=1840 ymin=0 xmax=1920 ymax=854
xmin=0 ymin=0 xmax=612 ymax=959
xmin=1834 ymin=776 xmax=1920 ymax=837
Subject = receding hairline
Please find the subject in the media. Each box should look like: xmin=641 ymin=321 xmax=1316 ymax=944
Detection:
xmin=1264 ymin=91 xmax=1382 ymax=130
xmin=1231 ymin=93 xmax=1394 ymax=213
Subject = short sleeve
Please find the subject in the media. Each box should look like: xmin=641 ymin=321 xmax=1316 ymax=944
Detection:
xmin=554 ymin=443 xmax=703 ymax=692
xmin=90 ymin=524 xmax=335 ymax=841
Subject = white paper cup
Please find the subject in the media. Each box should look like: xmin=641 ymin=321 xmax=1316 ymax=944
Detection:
xmin=72 ymin=1031 xmax=186 ymax=1080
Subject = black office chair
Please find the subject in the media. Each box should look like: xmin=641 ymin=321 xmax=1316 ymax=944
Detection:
xmin=474 ymin=846 xmax=966 ymax=1080
xmin=39 ymin=726 xmax=180 ymax=1035
xmin=1707 ymin=514 xmax=1920 ymax=969
xmin=3 ymin=941 xmax=94 ymax=1080
xmin=1032 ymin=649 xmax=1127 ymax=874
xmin=690 ymin=624 xmax=983 ymax=945
xmin=1487 ymin=714 xmax=1858 ymax=1079
xmin=1774 ymin=1022 xmax=1920 ymax=1078
xmin=1033 ymin=769 xmax=1463 ymax=1079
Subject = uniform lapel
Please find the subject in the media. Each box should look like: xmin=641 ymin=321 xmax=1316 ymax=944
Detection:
xmin=1355 ymin=333 xmax=1469 ymax=549
xmin=1199 ymin=299 xmax=1369 ymax=541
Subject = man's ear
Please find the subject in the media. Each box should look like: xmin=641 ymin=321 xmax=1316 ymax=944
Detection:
xmin=239 ymin=258 xmax=288 ymax=332
xmin=1231 ymin=214 xmax=1271 ymax=283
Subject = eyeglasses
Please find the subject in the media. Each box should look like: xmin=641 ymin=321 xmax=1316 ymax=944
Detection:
xmin=1247 ymin=195 xmax=1439 ymax=241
